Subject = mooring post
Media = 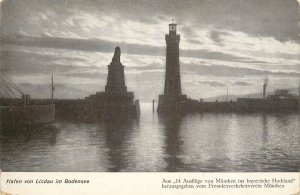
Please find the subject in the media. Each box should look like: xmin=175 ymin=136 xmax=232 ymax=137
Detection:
xmin=152 ymin=100 xmax=155 ymax=113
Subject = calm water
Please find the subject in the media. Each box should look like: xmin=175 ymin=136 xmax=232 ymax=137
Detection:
xmin=1 ymin=103 xmax=299 ymax=172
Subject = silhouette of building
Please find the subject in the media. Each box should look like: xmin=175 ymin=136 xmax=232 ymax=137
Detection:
xmin=84 ymin=47 xmax=139 ymax=119
xmin=105 ymin=47 xmax=127 ymax=93
xmin=157 ymin=23 xmax=187 ymax=113
xmin=50 ymin=47 xmax=140 ymax=121
xmin=156 ymin=23 xmax=299 ymax=114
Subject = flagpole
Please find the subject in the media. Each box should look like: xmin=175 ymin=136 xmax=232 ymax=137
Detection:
xmin=51 ymin=74 xmax=54 ymax=103
xmin=226 ymin=85 xmax=228 ymax=102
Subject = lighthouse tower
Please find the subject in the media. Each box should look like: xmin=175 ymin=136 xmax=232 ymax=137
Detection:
xmin=158 ymin=23 xmax=187 ymax=113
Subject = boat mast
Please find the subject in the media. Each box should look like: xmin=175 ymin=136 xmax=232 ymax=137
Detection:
xmin=226 ymin=85 xmax=228 ymax=102
xmin=298 ymin=80 xmax=300 ymax=98
xmin=51 ymin=74 xmax=54 ymax=103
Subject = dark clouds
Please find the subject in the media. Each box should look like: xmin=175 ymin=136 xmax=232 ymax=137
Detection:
xmin=181 ymin=49 xmax=250 ymax=62
xmin=128 ymin=61 xmax=300 ymax=78
xmin=2 ymin=0 xmax=300 ymax=42
xmin=197 ymin=80 xmax=252 ymax=88
xmin=209 ymin=30 xmax=228 ymax=45
xmin=2 ymin=34 xmax=263 ymax=63
xmin=1 ymin=0 xmax=299 ymax=100
xmin=234 ymin=81 xmax=252 ymax=86
xmin=1 ymin=35 xmax=165 ymax=56
xmin=62 ymin=0 xmax=300 ymax=42
xmin=198 ymin=81 xmax=227 ymax=88
xmin=182 ymin=63 xmax=300 ymax=78
xmin=2 ymin=47 xmax=299 ymax=79
xmin=192 ymin=0 xmax=300 ymax=42
xmin=0 ymin=49 xmax=101 ymax=77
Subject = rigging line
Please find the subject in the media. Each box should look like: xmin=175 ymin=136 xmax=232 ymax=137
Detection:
xmin=0 ymin=74 xmax=24 ymax=95
xmin=0 ymin=89 xmax=7 ymax=98
xmin=0 ymin=89 xmax=10 ymax=98
xmin=5 ymin=79 xmax=24 ymax=95
xmin=0 ymin=82 xmax=15 ymax=98
xmin=4 ymin=76 xmax=24 ymax=95
xmin=0 ymin=82 xmax=14 ymax=98
xmin=0 ymin=78 xmax=17 ymax=98
xmin=0 ymin=75 xmax=22 ymax=97
xmin=0 ymin=74 xmax=19 ymax=92
xmin=0 ymin=77 xmax=15 ymax=96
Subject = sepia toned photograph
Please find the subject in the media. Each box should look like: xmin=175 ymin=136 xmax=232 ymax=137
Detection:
xmin=0 ymin=0 xmax=299 ymax=172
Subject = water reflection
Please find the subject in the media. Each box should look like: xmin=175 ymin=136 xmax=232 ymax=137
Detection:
xmin=262 ymin=114 xmax=268 ymax=145
xmin=0 ymin=124 xmax=59 ymax=171
xmin=0 ymin=104 xmax=299 ymax=172
xmin=159 ymin=115 xmax=185 ymax=172
xmin=1 ymin=124 xmax=58 ymax=148
xmin=102 ymin=117 xmax=135 ymax=171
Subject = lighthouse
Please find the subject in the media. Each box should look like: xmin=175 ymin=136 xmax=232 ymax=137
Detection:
xmin=157 ymin=23 xmax=187 ymax=113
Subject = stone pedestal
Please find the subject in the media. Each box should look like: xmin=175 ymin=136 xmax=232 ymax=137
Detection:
xmin=84 ymin=47 xmax=139 ymax=119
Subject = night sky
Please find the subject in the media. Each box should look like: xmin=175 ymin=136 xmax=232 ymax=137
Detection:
xmin=1 ymin=0 xmax=300 ymax=101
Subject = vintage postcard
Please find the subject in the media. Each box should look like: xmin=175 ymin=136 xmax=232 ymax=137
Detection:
xmin=0 ymin=0 xmax=299 ymax=194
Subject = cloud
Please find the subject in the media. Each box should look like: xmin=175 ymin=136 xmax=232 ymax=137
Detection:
xmin=126 ymin=63 xmax=163 ymax=71
xmin=1 ymin=0 xmax=299 ymax=100
xmin=181 ymin=49 xmax=250 ymax=62
xmin=197 ymin=80 xmax=252 ymax=88
xmin=182 ymin=63 xmax=300 ymax=78
xmin=2 ymin=0 xmax=299 ymax=69
xmin=1 ymin=34 xmax=165 ymax=56
xmin=62 ymin=71 xmax=107 ymax=79
xmin=234 ymin=81 xmax=252 ymax=86
xmin=192 ymin=0 xmax=300 ymax=42
xmin=198 ymin=81 xmax=227 ymax=88
xmin=209 ymin=29 xmax=228 ymax=45
xmin=3 ymin=34 xmax=268 ymax=64
xmin=3 ymin=32 xmax=299 ymax=74
xmin=2 ymin=0 xmax=300 ymax=42
xmin=2 ymin=44 xmax=299 ymax=100
xmin=0 ymin=49 xmax=101 ymax=77
xmin=181 ymin=25 xmax=197 ymax=37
